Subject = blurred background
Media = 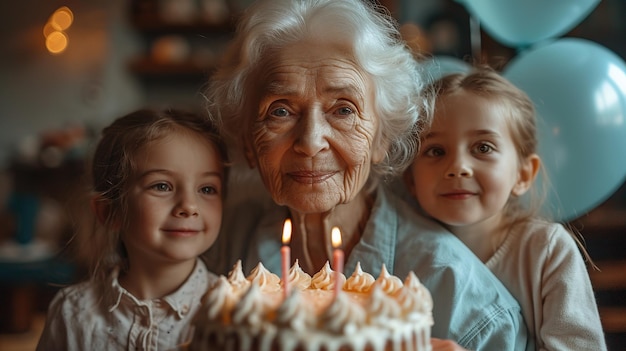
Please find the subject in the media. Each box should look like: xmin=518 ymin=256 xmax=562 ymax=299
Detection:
xmin=0 ymin=0 xmax=625 ymax=349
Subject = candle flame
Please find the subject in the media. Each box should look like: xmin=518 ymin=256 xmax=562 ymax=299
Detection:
xmin=282 ymin=219 xmax=292 ymax=244
xmin=331 ymin=227 xmax=342 ymax=248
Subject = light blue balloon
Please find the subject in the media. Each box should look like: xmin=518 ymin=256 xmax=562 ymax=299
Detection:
xmin=457 ymin=0 xmax=599 ymax=47
xmin=421 ymin=56 xmax=472 ymax=84
xmin=504 ymin=38 xmax=626 ymax=221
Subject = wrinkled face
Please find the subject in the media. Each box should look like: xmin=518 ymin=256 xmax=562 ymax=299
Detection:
xmin=244 ymin=39 xmax=385 ymax=214
xmin=122 ymin=130 xmax=224 ymax=267
xmin=409 ymin=91 xmax=525 ymax=230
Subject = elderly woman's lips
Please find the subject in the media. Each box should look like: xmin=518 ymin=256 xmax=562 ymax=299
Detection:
xmin=288 ymin=171 xmax=337 ymax=184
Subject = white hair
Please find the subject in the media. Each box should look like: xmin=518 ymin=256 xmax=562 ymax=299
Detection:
xmin=205 ymin=0 xmax=429 ymax=183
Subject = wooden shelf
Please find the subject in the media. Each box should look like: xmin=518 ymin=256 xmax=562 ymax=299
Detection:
xmin=127 ymin=0 xmax=235 ymax=84
xmin=128 ymin=57 xmax=215 ymax=77
xmin=131 ymin=15 xmax=235 ymax=35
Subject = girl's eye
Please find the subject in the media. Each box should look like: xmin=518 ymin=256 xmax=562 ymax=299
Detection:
xmin=475 ymin=143 xmax=494 ymax=154
xmin=201 ymin=186 xmax=219 ymax=195
xmin=152 ymin=183 xmax=171 ymax=192
xmin=424 ymin=147 xmax=444 ymax=157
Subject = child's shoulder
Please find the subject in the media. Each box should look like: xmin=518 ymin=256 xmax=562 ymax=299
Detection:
xmin=523 ymin=219 xmax=566 ymax=234
xmin=515 ymin=219 xmax=578 ymax=250
xmin=47 ymin=280 xmax=105 ymax=315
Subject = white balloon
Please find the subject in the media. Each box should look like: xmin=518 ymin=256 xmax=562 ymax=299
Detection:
xmin=457 ymin=0 xmax=600 ymax=47
xmin=504 ymin=38 xmax=626 ymax=221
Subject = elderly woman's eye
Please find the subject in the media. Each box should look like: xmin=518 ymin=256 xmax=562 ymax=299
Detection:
xmin=270 ymin=107 xmax=290 ymax=117
xmin=336 ymin=106 xmax=354 ymax=115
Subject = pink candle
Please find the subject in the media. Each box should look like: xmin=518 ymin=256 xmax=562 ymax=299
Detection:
xmin=281 ymin=219 xmax=292 ymax=298
xmin=331 ymin=227 xmax=344 ymax=298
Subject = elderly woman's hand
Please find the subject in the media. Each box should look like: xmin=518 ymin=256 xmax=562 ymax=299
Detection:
xmin=431 ymin=338 xmax=470 ymax=351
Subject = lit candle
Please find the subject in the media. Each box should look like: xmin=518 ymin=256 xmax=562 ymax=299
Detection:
xmin=331 ymin=226 xmax=344 ymax=298
xmin=281 ymin=219 xmax=292 ymax=298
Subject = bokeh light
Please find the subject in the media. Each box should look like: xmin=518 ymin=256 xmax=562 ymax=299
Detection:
xmin=43 ymin=22 xmax=56 ymax=38
xmin=46 ymin=31 xmax=69 ymax=54
xmin=43 ymin=6 xmax=73 ymax=54
xmin=50 ymin=6 xmax=74 ymax=31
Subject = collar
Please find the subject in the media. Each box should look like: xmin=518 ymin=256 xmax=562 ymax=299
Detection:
xmin=107 ymin=258 xmax=210 ymax=319
xmin=344 ymin=186 xmax=397 ymax=277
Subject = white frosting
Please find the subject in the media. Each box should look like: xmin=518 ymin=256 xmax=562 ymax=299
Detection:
xmin=247 ymin=262 xmax=281 ymax=292
xmin=403 ymin=271 xmax=434 ymax=313
xmin=227 ymin=260 xmax=250 ymax=293
xmin=204 ymin=276 xmax=234 ymax=322
xmin=286 ymin=259 xmax=312 ymax=290
xmin=320 ymin=291 xmax=366 ymax=335
xmin=374 ymin=263 xmax=404 ymax=294
xmin=310 ymin=261 xmax=346 ymax=290
xmin=367 ymin=283 xmax=402 ymax=324
xmin=275 ymin=290 xmax=315 ymax=332
xmin=192 ymin=261 xmax=433 ymax=351
xmin=345 ymin=262 xmax=375 ymax=292
xmin=231 ymin=284 xmax=267 ymax=328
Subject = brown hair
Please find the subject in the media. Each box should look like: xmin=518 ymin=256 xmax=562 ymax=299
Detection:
xmin=420 ymin=67 xmax=595 ymax=267
xmin=84 ymin=108 xmax=229 ymax=283
xmin=424 ymin=67 xmax=539 ymax=224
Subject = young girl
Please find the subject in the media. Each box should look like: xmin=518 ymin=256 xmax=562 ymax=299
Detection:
xmin=405 ymin=68 xmax=606 ymax=350
xmin=36 ymin=108 xmax=229 ymax=350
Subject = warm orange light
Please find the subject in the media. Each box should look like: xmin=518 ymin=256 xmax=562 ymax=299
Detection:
xmin=43 ymin=22 xmax=56 ymax=38
xmin=43 ymin=6 xmax=73 ymax=54
xmin=331 ymin=226 xmax=344 ymax=298
xmin=46 ymin=31 xmax=68 ymax=54
xmin=331 ymin=227 xmax=342 ymax=248
xmin=50 ymin=6 xmax=74 ymax=31
xmin=281 ymin=219 xmax=292 ymax=298
xmin=282 ymin=219 xmax=292 ymax=244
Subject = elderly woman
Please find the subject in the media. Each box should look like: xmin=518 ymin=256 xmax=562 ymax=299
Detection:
xmin=202 ymin=0 xmax=530 ymax=350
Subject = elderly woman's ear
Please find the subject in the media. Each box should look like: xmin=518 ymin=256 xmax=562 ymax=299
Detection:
xmin=372 ymin=138 xmax=388 ymax=165
xmin=243 ymin=137 xmax=257 ymax=169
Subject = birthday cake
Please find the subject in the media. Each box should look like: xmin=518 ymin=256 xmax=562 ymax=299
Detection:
xmin=190 ymin=260 xmax=433 ymax=351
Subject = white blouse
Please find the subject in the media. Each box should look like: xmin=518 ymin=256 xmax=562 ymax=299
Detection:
xmin=36 ymin=258 xmax=216 ymax=351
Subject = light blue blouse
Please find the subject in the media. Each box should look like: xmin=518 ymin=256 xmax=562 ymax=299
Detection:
xmin=204 ymin=186 xmax=531 ymax=350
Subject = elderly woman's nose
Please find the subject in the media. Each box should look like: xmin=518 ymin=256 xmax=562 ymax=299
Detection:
xmin=293 ymin=112 xmax=331 ymax=156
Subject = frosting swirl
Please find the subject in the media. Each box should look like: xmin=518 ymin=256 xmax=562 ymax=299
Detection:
xmin=320 ymin=292 xmax=366 ymax=334
xmin=204 ymin=276 xmax=235 ymax=323
xmin=311 ymin=261 xmax=346 ymax=290
xmin=231 ymin=284 xmax=268 ymax=328
xmin=247 ymin=262 xmax=281 ymax=292
xmin=397 ymin=271 xmax=433 ymax=314
xmin=227 ymin=260 xmax=251 ymax=293
xmin=374 ymin=264 xmax=403 ymax=294
xmin=344 ymin=262 xmax=375 ymax=292
xmin=366 ymin=283 xmax=401 ymax=325
xmin=287 ymin=259 xmax=312 ymax=290
xmin=275 ymin=290 xmax=315 ymax=331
